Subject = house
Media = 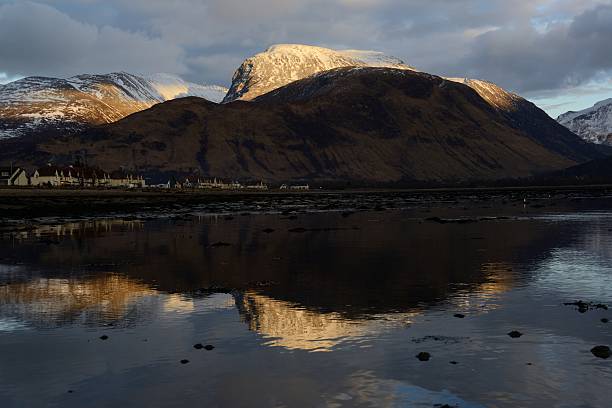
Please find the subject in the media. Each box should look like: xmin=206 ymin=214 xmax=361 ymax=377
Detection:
xmin=30 ymin=165 xmax=66 ymax=186
xmin=196 ymin=178 xmax=243 ymax=190
xmin=245 ymin=181 xmax=268 ymax=190
xmin=290 ymin=184 xmax=310 ymax=191
xmin=31 ymin=164 xmax=145 ymax=188
xmin=0 ymin=167 xmax=28 ymax=186
xmin=109 ymin=170 xmax=146 ymax=188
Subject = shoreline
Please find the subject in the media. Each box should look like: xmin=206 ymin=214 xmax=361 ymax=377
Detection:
xmin=1 ymin=184 xmax=612 ymax=225
xmin=2 ymin=183 xmax=612 ymax=197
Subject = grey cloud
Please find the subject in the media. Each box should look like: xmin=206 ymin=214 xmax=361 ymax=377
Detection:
xmin=0 ymin=1 xmax=185 ymax=79
xmin=1 ymin=0 xmax=612 ymax=99
xmin=455 ymin=3 xmax=612 ymax=94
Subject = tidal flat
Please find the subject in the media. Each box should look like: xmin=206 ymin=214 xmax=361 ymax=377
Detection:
xmin=0 ymin=190 xmax=611 ymax=407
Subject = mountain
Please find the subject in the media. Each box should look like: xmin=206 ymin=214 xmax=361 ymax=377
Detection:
xmin=557 ymin=99 xmax=612 ymax=145
xmin=0 ymin=72 xmax=228 ymax=140
xmin=7 ymin=67 xmax=603 ymax=186
xmin=223 ymin=44 xmax=596 ymax=163
xmin=222 ymin=44 xmax=415 ymax=102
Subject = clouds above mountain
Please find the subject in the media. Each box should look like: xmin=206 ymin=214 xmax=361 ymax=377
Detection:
xmin=1 ymin=0 xmax=612 ymax=107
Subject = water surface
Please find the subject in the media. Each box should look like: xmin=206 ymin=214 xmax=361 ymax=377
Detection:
xmin=1 ymin=194 xmax=611 ymax=407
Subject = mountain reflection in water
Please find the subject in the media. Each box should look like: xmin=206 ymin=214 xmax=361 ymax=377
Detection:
xmin=0 ymin=205 xmax=611 ymax=408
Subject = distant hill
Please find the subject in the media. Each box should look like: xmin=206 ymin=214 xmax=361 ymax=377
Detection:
xmin=557 ymin=98 xmax=612 ymax=146
xmin=0 ymin=72 xmax=228 ymax=141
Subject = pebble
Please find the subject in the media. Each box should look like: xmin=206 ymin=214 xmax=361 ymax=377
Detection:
xmin=508 ymin=331 xmax=523 ymax=338
xmin=99 ymin=335 xmax=109 ymax=340
xmin=591 ymin=346 xmax=611 ymax=359
xmin=416 ymin=352 xmax=431 ymax=361
xmin=180 ymin=359 xmax=190 ymax=364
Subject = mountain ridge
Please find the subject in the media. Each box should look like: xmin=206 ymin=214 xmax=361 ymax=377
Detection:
xmin=0 ymin=72 xmax=227 ymax=141
xmin=557 ymin=98 xmax=612 ymax=145
xmin=4 ymin=67 xmax=602 ymax=185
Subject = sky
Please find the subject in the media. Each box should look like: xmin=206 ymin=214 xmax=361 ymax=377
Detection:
xmin=1 ymin=0 xmax=612 ymax=117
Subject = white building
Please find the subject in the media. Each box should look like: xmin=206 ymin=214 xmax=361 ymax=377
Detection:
xmin=0 ymin=167 xmax=28 ymax=186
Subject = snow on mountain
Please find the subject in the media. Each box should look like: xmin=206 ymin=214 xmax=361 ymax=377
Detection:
xmin=145 ymin=73 xmax=228 ymax=103
xmin=0 ymin=72 xmax=227 ymax=140
xmin=223 ymin=44 xmax=415 ymax=102
xmin=557 ymin=99 xmax=612 ymax=145
xmin=445 ymin=78 xmax=523 ymax=111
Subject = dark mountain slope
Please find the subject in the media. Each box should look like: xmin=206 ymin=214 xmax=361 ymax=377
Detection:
xmin=2 ymin=68 xmax=602 ymax=185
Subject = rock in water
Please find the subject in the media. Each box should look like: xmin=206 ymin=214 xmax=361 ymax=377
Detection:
xmin=193 ymin=343 xmax=204 ymax=350
xmin=591 ymin=346 xmax=611 ymax=359
xmin=180 ymin=359 xmax=190 ymax=364
xmin=508 ymin=331 xmax=523 ymax=338
xmin=204 ymin=345 xmax=215 ymax=351
xmin=416 ymin=352 xmax=431 ymax=361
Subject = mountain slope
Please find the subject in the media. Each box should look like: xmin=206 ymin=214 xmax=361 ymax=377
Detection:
xmin=0 ymin=72 xmax=228 ymax=140
xmin=557 ymin=99 xmax=612 ymax=145
xmin=222 ymin=44 xmax=414 ymax=102
xmin=8 ymin=67 xmax=602 ymax=186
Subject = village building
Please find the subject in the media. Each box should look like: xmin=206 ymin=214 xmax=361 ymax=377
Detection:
xmin=30 ymin=165 xmax=67 ymax=187
xmin=0 ymin=167 xmax=29 ymax=186
xmin=245 ymin=181 xmax=269 ymax=190
xmin=30 ymin=164 xmax=145 ymax=188
xmin=108 ymin=170 xmax=146 ymax=188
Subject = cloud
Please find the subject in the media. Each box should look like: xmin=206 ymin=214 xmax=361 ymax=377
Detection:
xmin=458 ymin=3 xmax=612 ymax=95
xmin=1 ymin=0 xmax=612 ymax=112
xmin=0 ymin=1 xmax=185 ymax=79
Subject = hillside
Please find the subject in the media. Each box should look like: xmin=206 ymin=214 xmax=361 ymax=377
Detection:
xmin=0 ymin=72 xmax=227 ymax=141
xmin=5 ymin=67 xmax=603 ymax=186
xmin=557 ymin=98 xmax=612 ymax=145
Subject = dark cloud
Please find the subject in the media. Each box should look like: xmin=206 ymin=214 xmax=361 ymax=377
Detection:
xmin=457 ymin=3 xmax=612 ymax=95
xmin=1 ymin=0 xmax=612 ymax=104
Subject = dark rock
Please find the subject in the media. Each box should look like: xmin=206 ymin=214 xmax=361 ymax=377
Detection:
xmin=180 ymin=359 xmax=190 ymax=364
xmin=601 ymin=318 xmax=609 ymax=323
xmin=288 ymin=228 xmax=307 ymax=233
xmin=426 ymin=217 xmax=477 ymax=225
xmin=564 ymin=300 xmax=608 ymax=313
xmin=67 ymin=390 xmax=74 ymax=394
xmin=194 ymin=343 xmax=204 ymax=350
xmin=449 ymin=361 xmax=458 ymax=365
xmin=262 ymin=228 xmax=275 ymax=233
xmin=416 ymin=352 xmax=431 ymax=361
xmin=453 ymin=313 xmax=465 ymax=319
xmin=591 ymin=346 xmax=611 ymax=359
xmin=99 ymin=335 xmax=109 ymax=340
xmin=209 ymin=242 xmax=231 ymax=247
xmin=204 ymin=345 xmax=215 ymax=351
xmin=508 ymin=331 xmax=523 ymax=338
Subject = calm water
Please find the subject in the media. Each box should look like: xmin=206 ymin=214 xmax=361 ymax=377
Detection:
xmin=1 ymin=195 xmax=611 ymax=407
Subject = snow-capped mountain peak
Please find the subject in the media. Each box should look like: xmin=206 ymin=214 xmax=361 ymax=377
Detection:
xmin=223 ymin=44 xmax=415 ymax=102
xmin=557 ymin=98 xmax=612 ymax=145
xmin=0 ymin=72 xmax=228 ymax=140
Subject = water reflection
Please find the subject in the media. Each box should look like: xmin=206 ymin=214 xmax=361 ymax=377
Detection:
xmin=0 ymin=208 xmax=611 ymax=407
xmin=0 ymin=274 xmax=155 ymax=329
